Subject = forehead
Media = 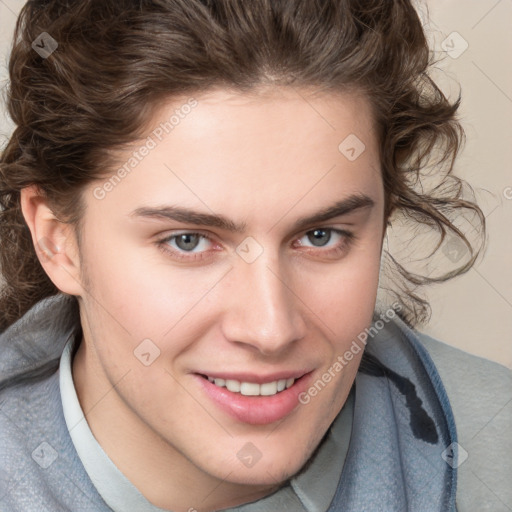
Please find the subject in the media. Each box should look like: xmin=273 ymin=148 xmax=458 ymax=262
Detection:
xmin=146 ymin=87 xmax=376 ymax=177
xmin=156 ymin=86 xmax=378 ymax=150
xmin=87 ymin=86 xmax=382 ymax=225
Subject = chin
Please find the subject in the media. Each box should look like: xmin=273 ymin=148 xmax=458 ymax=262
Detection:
xmin=217 ymin=451 xmax=308 ymax=487
xmin=225 ymin=468 xmax=293 ymax=488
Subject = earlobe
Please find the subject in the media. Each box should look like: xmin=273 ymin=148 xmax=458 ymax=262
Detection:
xmin=19 ymin=185 xmax=84 ymax=296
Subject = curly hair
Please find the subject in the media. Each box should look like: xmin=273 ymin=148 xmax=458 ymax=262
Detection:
xmin=0 ymin=0 xmax=485 ymax=332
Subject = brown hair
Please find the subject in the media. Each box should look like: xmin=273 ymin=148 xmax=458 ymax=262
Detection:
xmin=0 ymin=0 xmax=485 ymax=331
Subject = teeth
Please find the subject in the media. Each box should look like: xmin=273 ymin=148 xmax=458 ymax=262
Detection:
xmin=240 ymin=382 xmax=260 ymax=396
xmin=260 ymin=381 xmax=278 ymax=396
xmin=207 ymin=376 xmax=296 ymax=396
xmin=225 ymin=379 xmax=241 ymax=392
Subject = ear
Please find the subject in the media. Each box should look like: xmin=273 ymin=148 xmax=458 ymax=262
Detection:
xmin=20 ymin=185 xmax=84 ymax=296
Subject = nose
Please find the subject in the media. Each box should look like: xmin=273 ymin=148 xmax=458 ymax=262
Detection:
xmin=221 ymin=253 xmax=307 ymax=356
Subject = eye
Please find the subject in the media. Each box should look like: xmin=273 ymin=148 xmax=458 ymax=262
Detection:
xmin=297 ymin=228 xmax=352 ymax=248
xmin=293 ymin=228 xmax=355 ymax=259
xmin=302 ymin=228 xmax=335 ymax=247
xmin=156 ymin=232 xmax=215 ymax=261
xmin=170 ymin=233 xmax=209 ymax=252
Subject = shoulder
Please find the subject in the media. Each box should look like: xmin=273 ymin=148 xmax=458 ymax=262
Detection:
xmin=415 ymin=332 xmax=512 ymax=429
xmin=0 ymin=372 xmax=110 ymax=511
xmin=415 ymin=330 xmax=512 ymax=511
xmin=0 ymin=371 xmax=63 ymax=510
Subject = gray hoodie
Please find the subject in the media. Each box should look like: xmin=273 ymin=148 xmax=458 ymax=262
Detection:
xmin=0 ymin=293 xmax=510 ymax=511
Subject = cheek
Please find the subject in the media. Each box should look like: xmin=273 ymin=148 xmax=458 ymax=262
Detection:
xmin=292 ymin=241 xmax=382 ymax=339
xmin=80 ymin=229 xmax=228 ymax=341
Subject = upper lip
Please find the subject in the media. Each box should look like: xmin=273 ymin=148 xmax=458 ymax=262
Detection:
xmin=195 ymin=370 xmax=312 ymax=384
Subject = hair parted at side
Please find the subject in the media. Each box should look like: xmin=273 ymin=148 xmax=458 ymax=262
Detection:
xmin=0 ymin=0 xmax=485 ymax=332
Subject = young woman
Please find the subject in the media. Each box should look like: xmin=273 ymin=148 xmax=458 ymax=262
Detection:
xmin=0 ymin=1 xmax=509 ymax=511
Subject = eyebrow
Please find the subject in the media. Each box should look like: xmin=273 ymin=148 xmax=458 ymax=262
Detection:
xmin=129 ymin=193 xmax=375 ymax=234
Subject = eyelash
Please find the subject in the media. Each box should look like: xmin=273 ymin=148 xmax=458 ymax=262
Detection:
xmin=155 ymin=228 xmax=356 ymax=262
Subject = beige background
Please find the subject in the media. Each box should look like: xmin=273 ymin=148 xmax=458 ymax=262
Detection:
xmin=1 ymin=0 xmax=511 ymax=368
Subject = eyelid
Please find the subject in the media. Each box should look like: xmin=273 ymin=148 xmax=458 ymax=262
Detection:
xmin=159 ymin=230 xmax=220 ymax=250
xmin=296 ymin=227 xmax=354 ymax=243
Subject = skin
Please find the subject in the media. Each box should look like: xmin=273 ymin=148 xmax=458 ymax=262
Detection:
xmin=21 ymin=86 xmax=386 ymax=512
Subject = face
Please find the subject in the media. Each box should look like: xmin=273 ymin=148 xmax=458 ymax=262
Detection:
xmin=71 ymin=86 xmax=385 ymax=508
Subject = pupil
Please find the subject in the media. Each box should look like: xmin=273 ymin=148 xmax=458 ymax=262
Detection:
xmin=308 ymin=229 xmax=331 ymax=247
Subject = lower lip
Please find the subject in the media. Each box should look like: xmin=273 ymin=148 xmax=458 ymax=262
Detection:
xmin=194 ymin=373 xmax=313 ymax=425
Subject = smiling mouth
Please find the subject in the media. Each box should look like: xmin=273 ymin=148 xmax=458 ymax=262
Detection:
xmin=199 ymin=374 xmax=296 ymax=396
xmin=195 ymin=371 xmax=313 ymax=425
